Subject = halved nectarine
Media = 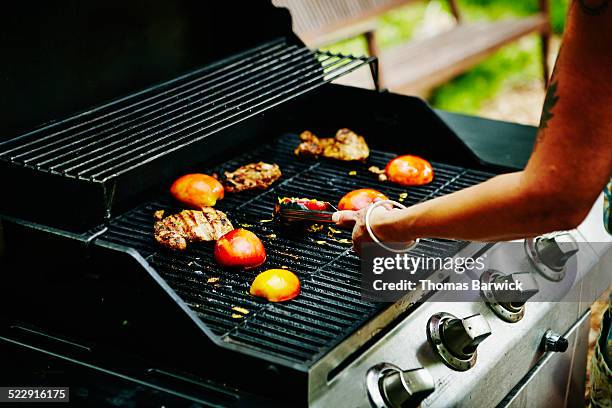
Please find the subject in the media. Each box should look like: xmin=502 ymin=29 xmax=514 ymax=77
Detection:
xmin=214 ymin=229 xmax=266 ymax=269
xmin=338 ymin=188 xmax=388 ymax=211
xmin=385 ymin=155 xmax=433 ymax=186
xmin=170 ymin=174 xmax=224 ymax=208
xmin=250 ymin=269 xmax=300 ymax=302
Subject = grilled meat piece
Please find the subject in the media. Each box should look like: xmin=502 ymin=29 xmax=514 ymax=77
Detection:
xmin=323 ymin=128 xmax=370 ymax=161
xmin=222 ymin=162 xmax=281 ymax=193
xmin=294 ymin=128 xmax=369 ymax=161
xmin=154 ymin=208 xmax=233 ymax=251
xmin=294 ymin=131 xmax=323 ymax=158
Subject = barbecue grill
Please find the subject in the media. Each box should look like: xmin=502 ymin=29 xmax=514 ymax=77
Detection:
xmin=1 ymin=2 xmax=610 ymax=407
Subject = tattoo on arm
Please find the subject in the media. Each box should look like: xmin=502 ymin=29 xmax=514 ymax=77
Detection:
xmin=534 ymin=80 xmax=560 ymax=150
xmin=539 ymin=80 xmax=560 ymax=131
xmin=577 ymin=0 xmax=609 ymax=15
xmin=534 ymin=0 xmax=609 ymax=150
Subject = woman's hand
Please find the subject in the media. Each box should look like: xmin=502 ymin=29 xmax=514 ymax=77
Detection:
xmin=332 ymin=200 xmax=398 ymax=253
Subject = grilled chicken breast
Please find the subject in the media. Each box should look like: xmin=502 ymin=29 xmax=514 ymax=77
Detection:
xmin=222 ymin=162 xmax=281 ymax=193
xmin=294 ymin=128 xmax=369 ymax=161
xmin=154 ymin=208 xmax=233 ymax=251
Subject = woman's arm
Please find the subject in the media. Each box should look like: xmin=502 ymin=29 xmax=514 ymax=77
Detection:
xmin=335 ymin=1 xmax=612 ymax=244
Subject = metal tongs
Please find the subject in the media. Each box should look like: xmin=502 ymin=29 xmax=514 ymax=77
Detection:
xmin=274 ymin=198 xmax=337 ymax=224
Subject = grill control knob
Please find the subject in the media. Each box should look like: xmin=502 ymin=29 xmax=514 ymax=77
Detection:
xmin=480 ymin=270 xmax=539 ymax=322
xmin=540 ymin=330 xmax=569 ymax=352
xmin=525 ymin=232 xmax=579 ymax=281
xmin=366 ymin=363 xmax=435 ymax=408
xmin=426 ymin=312 xmax=491 ymax=371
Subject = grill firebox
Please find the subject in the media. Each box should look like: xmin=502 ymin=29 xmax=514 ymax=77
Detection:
xmin=98 ymin=133 xmax=494 ymax=366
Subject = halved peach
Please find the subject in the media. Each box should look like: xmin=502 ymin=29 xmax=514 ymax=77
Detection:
xmin=338 ymin=188 xmax=388 ymax=211
xmin=385 ymin=155 xmax=434 ymax=186
xmin=250 ymin=269 xmax=300 ymax=302
xmin=170 ymin=174 xmax=224 ymax=208
xmin=214 ymin=229 xmax=266 ymax=269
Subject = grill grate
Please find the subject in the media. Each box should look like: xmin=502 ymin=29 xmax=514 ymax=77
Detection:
xmin=99 ymin=133 xmax=494 ymax=366
xmin=0 ymin=39 xmax=375 ymax=183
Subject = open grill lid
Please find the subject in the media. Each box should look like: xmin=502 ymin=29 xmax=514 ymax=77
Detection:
xmin=0 ymin=0 xmax=376 ymax=232
xmin=1 ymin=0 xmax=295 ymax=139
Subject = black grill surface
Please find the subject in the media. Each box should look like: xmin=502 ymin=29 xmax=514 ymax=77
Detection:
xmin=99 ymin=133 xmax=494 ymax=366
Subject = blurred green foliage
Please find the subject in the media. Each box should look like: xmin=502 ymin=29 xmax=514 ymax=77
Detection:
xmin=461 ymin=0 xmax=569 ymax=34
xmin=377 ymin=3 xmax=429 ymax=49
xmin=430 ymin=0 xmax=568 ymax=114
xmin=323 ymin=0 xmax=569 ymax=116
xmin=429 ymin=36 xmax=542 ymax=113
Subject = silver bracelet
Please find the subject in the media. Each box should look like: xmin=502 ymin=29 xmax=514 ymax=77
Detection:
xmin=364 ymin=200 xmax=419 ymax=253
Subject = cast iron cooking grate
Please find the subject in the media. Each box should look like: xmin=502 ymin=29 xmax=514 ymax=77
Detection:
xmin=99 ymin=133 xmax=494 ymax=366
xmin=0 ymin=39 xmax=375 ymax=183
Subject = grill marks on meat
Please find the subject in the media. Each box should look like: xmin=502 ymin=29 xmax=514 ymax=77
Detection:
xmin=222 ymin=162 xmax=281 ymax=193
xmin=154 ymin=208 xmax=233 ymax=250
xmin=294 ymin=128 xmax=369 ymax=161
